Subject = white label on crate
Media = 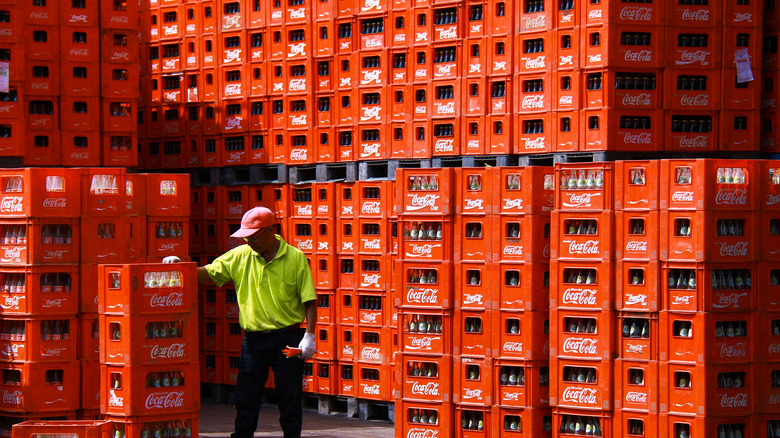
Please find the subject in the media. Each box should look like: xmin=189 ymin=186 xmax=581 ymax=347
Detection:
xmin=626 ymin=343 xmax=646 ymax=354
xmin=735 ymin=48 xmax=754 ymax=82
xmin=225 ymin=49 xmax=242 ymax=63
xmin=289 ymin=43 xmax=307 ymax=57
xmin=713 ymin=292 xmax=748 ymax=308
xmin=720 ymin=393 xmax=748 ymax=408
xmin=361 ymin=274 xmax=381 ymax=288
xmin=290 ymin=148 xmax=308 ymax=162
xmin=70 ymin=48 xmax=89 ymax=57
xmin=70 ymin=14 xmax=88 ymax=23
xmin=406 ymin=243 xmax=439 ymax=258
xmin=768 ymin=194 xmax=780 ymax=206
xmin=145 ymin=391 xmax=185 ymax=409
xmin=407 ymin=428 xmax=439 ymax=438
xmin=562 ymin=192 xmax=599 ymax=208
xmin=164 ymin=25 xmax=178 ymax=35
xmin=1 ymin=390 xmax=21 ymax=405
xmin=296 ymin=239 xmax=313 ymax=251
xmin=626 ymin=391 xmax=648 ymax=403
xmin=589 ymin=9 xmax=602 ymax=19
xmin=589 ymin=54 xmax=602 ymax=63
xmin=525 ymin=56 xmax=546 ymax=70
xmin=463 ymin=388 xmax=483 ymax=400
xmin=296 ymin=205 xmax=312 ymax=217
xmin=361 ymin=202 xmax=382 ymax=215
xmin=720 ymin=342 xmax=747 ymax=359
xmin=407 ymin=194 xmax=440 ymax=211
xmin=677 ymin=50 xmax=711 ymax=65
xmin=42 ymin=298 xmax=66 ymax=308
xmin=503 ymin=245 xmax=524 ymax=257
xmin=502 ymin=342 xmax=524 ymax=353
xmin=408 ymin=336 xmax=434 ymax=350
xmin=463 ymin=293 xmax=484 ymax=305
xmin=363 ymin=239 xmax=382 ymax=250
xmin=289 ymin=7 xmax=305 ymax=19
xmin=560 ymin=56 xmax=573 ymax=67
xmin=625 ymin=241 xmax=648 ymax=253
xmin=342 ymin=205 xmax=354 ymax=216
xmin=289 ymin=79 xmax=306 ymax=92
xmin=150 ymin=292 xmax=184 ymax=308
xmin=625 ymin=294 xmax=648 ymax=306
xmin=620 ymin=6 xmax=653 ymax=20
xmin=435 ymin=64 xmax=455 ymax=77
xmin=622 ymin=93 xmax=652 ymax=106
xmin=682 ymin=9 xmax=710 ymax=21
xmin=318 ymin=241 xmax=329 ymax=251
xmin=361 ymin=346 xmax=381 ymax=360
xmin=523 ymin=136 xmax=546 ymax=151
xmin=362 ymin=0 xmax=381 ymax=11
xmin=108 ymin=390 xmax=124 ymax=407
xmin=567 ymin=240 xmax=600 ymax=255
xmin=406 ymin=288 xmax=439 ymax=305
xmin=493 ymin=61 xmax=507 ymax=72
xmin=503 ymin=198 xmax=524 ymax=210
xmin=2 ymin=295 xmax=21 ymax=309
xmin=0 ymin=196 xmax=23 ymax=213
xmin=150 ymin=343 xmax=186 ymax=359
xmin=522 ymin=95 xmax=545 ymax=109
xmin=438 ymin=27 xmax=457 ymax=39
xmin=733 ymin=12 xmax=753 ymax=22
xmin=715 ymin=189 xmax=748 ymax=205
xmin=624 ymin=50 xmax=653 ymax=62
xmin=562 ymin=337 xmax=598 ymax=355
xmin=411 ymin=381 xmax=440 ymax=396
xmin=1 ymin=247 xmax=22 ymax=263
xmin=562 ymin=288 xmax=599 ymax=306
xmin=41 ymin=348 xmax=65 ymax=357
xmin=361 ymin=107 xmax=381 ymax=122
xmin=290 ymin=115 xmax=308 ymax=127
xmin=503 ymin=391 xmax=521 ymax=401
xmin=435 ymin=102 xmax=455 ymax=116
xmin=362 ymin=384 xmax=381 ymax=395
xmin=672 ymin=191 xmax=695 ymax=202
xmin=464 ymin=198 xmax=484 ymax=211
xmin=362 ymin=70 xmax=381 ymax=85
xmin=361 ymin=143 xmax=382 ymax=158
xmin=365 ymin=36 xmax=383 ymax=48
xmin=360 ymin=312 xmax=381 ymax=325
xmin=342 ymin=241 xmax=354 ymax=251
xmin=343 ymin=345 xmax=353 ymax=356
xmin=469 ymin=63 xmax=482 ymax=74
xmin=416 ymin=32 xmax=428 ymax=42
xmin=562 ymin=386 xmax=598 ymax=405
xmin=680 ymin=94 xmax=710 ymax=106
xmin=434 ymin=139 xmax=454 ymax=153
xmin=718 ymin=242 xmax=749 ymax=257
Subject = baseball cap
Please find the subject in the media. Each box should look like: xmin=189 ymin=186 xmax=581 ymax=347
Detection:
xmin=230 ymin=206 xmax=276 ymax=238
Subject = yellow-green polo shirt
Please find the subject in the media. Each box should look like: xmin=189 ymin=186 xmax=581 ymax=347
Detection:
xmin=204 ymin=235 xmax=316 ymax=332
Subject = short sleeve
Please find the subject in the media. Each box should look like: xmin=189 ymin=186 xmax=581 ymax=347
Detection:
xmin=205 ymin=250 xmax=237 ymax=287
xmin=297 ymin=253 xmax=316 ymax=304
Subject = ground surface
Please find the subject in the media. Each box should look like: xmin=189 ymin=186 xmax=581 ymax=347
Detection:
xmin=198 ymin=401 xmax=396 ymax=438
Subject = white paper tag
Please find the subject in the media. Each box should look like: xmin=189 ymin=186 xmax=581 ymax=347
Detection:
xmin=734 ymin=48 xmax=754 ymax=83
xmin=0 ymin=62 xmax=8 ymax=93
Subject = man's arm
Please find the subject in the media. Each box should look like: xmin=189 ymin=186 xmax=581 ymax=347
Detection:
xmin=304 ymin=299 xmax=317 ymax=335
xmin=197 ymin=267 xmax=215 ymax=284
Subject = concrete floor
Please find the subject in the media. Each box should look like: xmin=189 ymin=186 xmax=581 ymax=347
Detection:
xmin=198 ymin=401 xmax=395 ymax=438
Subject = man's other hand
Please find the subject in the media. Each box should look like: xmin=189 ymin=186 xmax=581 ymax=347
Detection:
xmin=298 ymin=332 xmax=316 ymax=360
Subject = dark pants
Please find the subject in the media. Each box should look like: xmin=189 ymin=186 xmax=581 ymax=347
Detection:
xmin=231 ymin=328 xmax=304 ymax=438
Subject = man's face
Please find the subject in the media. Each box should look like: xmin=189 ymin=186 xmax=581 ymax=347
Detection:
xmin=244 ymin=226 xmax=274 ymax=252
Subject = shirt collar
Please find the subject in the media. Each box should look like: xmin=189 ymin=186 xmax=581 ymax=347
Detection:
xmin=250 ymin=234 xmax=287 ymax=261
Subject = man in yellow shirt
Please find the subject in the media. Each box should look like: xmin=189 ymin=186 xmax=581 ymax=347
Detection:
xmin=167 ymin=206 xmax=317 ymax=438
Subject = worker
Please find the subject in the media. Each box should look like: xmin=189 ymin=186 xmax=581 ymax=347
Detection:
xmin=164 ymin=206 xmax=317 ymax=438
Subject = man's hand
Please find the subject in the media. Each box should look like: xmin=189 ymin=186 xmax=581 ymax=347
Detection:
xmin=162 ymin=256 xmax=181 ymax=264
xmin=298 ymin=333 xmax=316 ymax=360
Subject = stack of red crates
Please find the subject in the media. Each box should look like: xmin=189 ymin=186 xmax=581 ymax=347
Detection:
xmin=394 ymin=167 xmax=456 ymax=437
xmin=762 ymin=24 xmax=779 ymax=152
xmin=98 ymin=262 xmax=199 ymax=438
xmin=656 ymin=159 xmax=759 ymax=436
xmin=0 ymin=169 xmax=83 ymax=432
xmin=0 ymin=0 xmax=139 ymax=166
xmin=612 ymin=160 xmax=662 ymax=437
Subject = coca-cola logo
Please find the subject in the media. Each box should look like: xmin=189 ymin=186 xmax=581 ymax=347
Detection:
xmin=408 ymin=194 xmax=440 ymax=211
xmin=626 ymin=294 xmax=647 ymax=305
xmin=463 ymin=388 xmax=483 ymax=400
xmin=503 ymin=391 xmax=520 ymax=401
xmin=589 ymin=9 xmax=602 ymax=19
xmin=2 ymin=295 xmax=21 ymax=309
xmin=1 ymin=247 xmax=22 ymax=263
xmin=715 ymin=189 xmax=748 ymax=206
xmin=296 ymin=239 xmax=313 ymax=250
xmin=150 ymin=343 xmax=186 ymax=359
xmin=361 ymin=202 xmax=381 ymax=215
xmin=41 ymin=348 xmax=66 ymax=357
xmin=362 ymin=239 xmax=382 ymax=250
xmin=568 ymin=240 xmax=600 ymax=255
xmin=713 ymin=293 xmax=748 ymax=308
xmin=361 ymin=274 xmax=381 ymax=287
xmin=673 ymin=294 xmax=693 ymax=305
xmin=409 ymin=336 xmax=434 ymax=350
xmin=318 ymin=241 xmax=329 ymax=251
xmin=290 ymin=148 xmax=308 ymax=161
xmin=70 ymin=14 xmax=88 ymax=22
xmin=625 ymin=241 xmax=648 ymax=252
xmin=362 ymin=383 xmax=381 ymax=395
xmin=144 ymin=391 xmax=185 ymax=409
xmin=407 ymin=244 xmax=436 ymax=258
xmin=619 ymin=6 xmax=653 ymax=20
xmin=438 ymin=26 xmax=457 ymax=39
xmin=679 ymin=135 xmax=709 ymax=148
xmin=560 ymin=95 xmax=574 ymax=105
xmin=289 ymin=79 xmax=306 ymax=92
xmin=289 ymin=7 xmax=305 ymax=18
xmin=70 ymin=48 xmax=89 ymax=57
xmin=111 ymin=15 xmax=128 ymax=23
xmin=468 ymin=63 xmax=481 ymax=74
xmin=624 ymin=50 xmax=653 ymax=62
xmin=562 ymin=288 xmax=598 ymax=305
xmin=563 ymin=192 xmax=599 ymax=208
xmin=622 ymin=93 xmax=652 ymax=106
xmin=0 ymin=197 xmax=23 ymax=213
xmin=1 ymin=389 xmax=21 ymax=405
xmin=435 ymin=102 xmax=455 ymax=115
xmin=108 ymin=391 xmax=123 ymax=407
xmin=562 ymin=337 xmax=598 ymax=355
xmin=672 ymin=191 xmax=695 ymax=202
xmin=767 ymin=194 xmax=780 ymax=206
xmin=626 ymin=343 xmax=646 ymax=353
xmin=562 ymin=386 xmax=598 ymax=405
xmin=342 ymin=241 xmax=354 ymax=251
xmin=678 ymin=50 xmax=710 ymax=65
xmin=42 ymin=298 xmax=65 ymax=308
xmin=503 ymin=342 xmax=524 ymax=353
xmin=626 ymin=391 xmax=647 ymax=403
xmin=342 ymin=205 xmax=354 ymax=216
xmin=525 ymin=56 xmax=546 ymax=69
xmin=720 ymin=342 xmax=747 ymax=358
xmin=770 ymin=394 xmax=780 ymax=404
xmin=416 ymin=31 xmax=428 ymax=42
xmin=289 ymin=42 xmax=307 ymax=57
xmin=719 ymin=242 xmax=749 ymax=257
xmin=411 ymin=381 xmax=440 ymax=396
xmin=434 ymin=139 xmax=454 ymax=153
xmin=361 ymin=70 xmax=381 ymax=85
xmin=2 ymin=344 xmax=19 ymax=356
xmin=407 ymin=428 xmax=438 ymax=438
xmin=733 ymin=12 xmax=752 ymax=21
xmin=415 ymin=69 xmax=427 ymax=79
xmin=406 ymin=288 xmax=439 ymax=305
xmin=435 ymin=64 xmax=455 ymax=77
xmin=342 ymin=345 xmax=353 ymax=356
xmin=680 ymin=94 xmax=710 ymax=106
xmin=296 ymin=204 xmax=312 ymax=217
xmin=224 ymin=48 xmax=241 ymax=63
xmin=623 ymin=132 xmax=654 ymax=144
xmin=720 ymin=393 xmax=748 ymax=408
xmin=463 ymin=293 xmax=483 ymax=305
xmin=290 ymin=115 xmax=307 ymax=127
xmin=359 ymin=311 xmax=379 ymax=324
xmin=71 ymin=151 xmax=90 ymax=160
xmin=503 ymin=245 xmax=524 ymax=256
xmin=522 ymin=95 xmax=545 ymax=109
xmin=361 ymin=143 xmax=381 ymax=158
xmin=493 ymin=61 xmax=507 ymax=72
xmin=362 ymin=106 xmax=381 ymax=122
xmin=769 ymin=343 xmax=780 ymax=354
xmin=464 ymin=199 xmax=484 ymax=211
xmin=361 ymin=346 xmax=381 ymax=360
xmin=503 ymin=199 xmax=524 ymax=211
xmin=681 ymin=9 xmax=710 ymax=21
xmin=364 ymin=35 xmax=383 ymax=48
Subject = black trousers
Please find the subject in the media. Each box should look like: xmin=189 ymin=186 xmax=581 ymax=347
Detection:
xmin=231 ymin=328 xmax=304 ymax=438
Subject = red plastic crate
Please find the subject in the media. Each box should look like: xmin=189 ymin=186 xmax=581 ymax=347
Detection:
xmin=311 ymin=323 xmax=336 ymax=362
xmin=549 ymin=357 xmax=611 ymax=410
xmin=491 ymin=167 xmax=554 ymax=215
xmin=396 ymin=353 xmax=453 ymax=403
xmin=399 ymin=310 xmax=453 ymax=356
xmin=550 ymin=260 xmax=613 ymax=311
xmin=755 ymin=312 xmax=780 ymax=362
xmin=0 ymin=266 xmax=79 ymax=316
xmin=658 ymin=311 xmax=754 ymax=364
xmin=613 ymin=359 xmax=659 ymax=413
xmin=396 ymin=168 xmax=455 ymax=216
xmin=662 ymin=261 xmax=756 ymax=312
xmin=493 ymin=359 xmax=550 ymax=409
xmin=337 ymin=324 xmax=355 ymax=362
xmin=80 ymin=360 xmax=100 ymax=410
xmin=555 ymin=163 xmax=614 ymax=211
xmin=454 ymin=168 xmax=493 ymax=215
xmin=613 ymin=410 xmax=659 ymax=438
xmin=665 ymin=26 xmax=723 ymax=68
xmin=660 ymin=159 xmax=759 ymax=211
xmin=145 ymin=174 xmax=189 ymax=217
xmin=660 ymin=210 xmax=757 ymax=262
xmin=99 ymin=313 xmax=197 ymax=365
xmin=356 ymin=292 xmax=389 ymax=327
xmin=551 ymin=211 xmax=614 ymax=261
xmin=11 ymin=419 xmax=111 ymax=438
xmin=761 ymin=160 xmax=780 ymax=212
xmin=659 ymin=413 xmax=753 ymax=438
xmin=400 ymin=218 xmax=454 ymax=262
xmin=355 ymin=254 xmax=392 ymax=292
xmin=356 ymin=361 xmax=392 ymax=401
xmin=338 ymin=184 xmax=358 ymax=220
xmin=0 ymin=317 xmax=77 ymax=363
xmin=355 ymin=324 xmax=392 ymax=364
xmin=100 ymin=362 xmax=199 ymax=416
xmin=398 ymin=261 xmax=454 ymax=309
xmin=580 ymin=108 xmax=663 ymax=152
xmin=147 ymin=217 xmax=188 ymax=258
xmin=616 ymin=311 xmax=659 ymax=361
xmin=454 ymin=216 xmax=493 ymax=263
xmin=553 ymin=409 xmax=612 ymax=437
xmin=659 ymin=362 xmax=753 ymax=416
xmin=454 ymin=263 xmax=497 ymax=310
xmin=336 ymin=361 xmax=357 ymax=398
xmin=0 ymin=219 xmax=80 ymax=266
xmin=614 ymin=210 xmax=660 ymax=260
xmin=81 ymin=169 xmax=126 ymax=216
xmin=0 ymin=361 xmax=80 ymax=413
xmin=495 ymin=263 xmax=550 ymax=312
xmin=199 ymin=318 xmax=222 ymax=351
xmin=396 ymin=400 xmax=455 ymax=438
xmin=758 ymin=264 xmax=780 ymax=313
xmin=106 ymin=413 xmax=198 ymax=438
xmin=491 ymin=406 xmax=553 ymax=438
xmin=98 ymin=263 xmax=196 ymax=315
xmin=550 ymin=309 xmax=614 ymax=361
xmin=581 ymin=68 xmax=662 ymax=110
xmin=615 ymin=260 xmax=660 ymax=312
xmin=454 ymin=309 xmax=493 ymax=357
xmin=78 ymin=317 xmax=99 ymax=360
xmin=357 ymin=180 xmax=393 ymax=218
xmin=80 ymin=216 xmax=133 ymax=264
xmin=754 ymin=362 xmax=780 ymax=413
xmin=453 ymin=356 xmax=494 ymax=406
xmin=493 ymin=311 xmax=549 ymax=361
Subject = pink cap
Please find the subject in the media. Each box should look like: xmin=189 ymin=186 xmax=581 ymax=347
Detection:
xmin=230 ymin=206 xmax=276 ymax=238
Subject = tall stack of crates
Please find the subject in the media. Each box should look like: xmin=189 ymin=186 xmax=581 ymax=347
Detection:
xmin=550 ymin=163 xmax=615 ymax=436
xmin=612 ymin=161 xmax=662 ymax=437
xmin=0 ymin=169 xmax=83 ymax=430
xmin=98 ymin=262 xmax=199 ymax=438
xmin=762 ymin=25 xmax=779 ymax=151
xmin=656 ymin=159 xmax=759 ymax=436
xmin=0 ymin=0 xmax=139 ymax=166
xmin=394 ymin=167 xmax=456 ymax=438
